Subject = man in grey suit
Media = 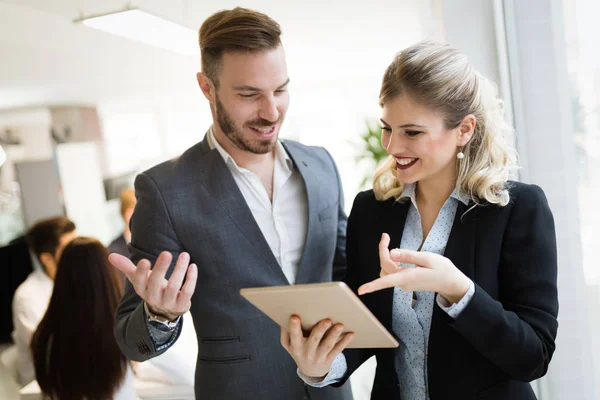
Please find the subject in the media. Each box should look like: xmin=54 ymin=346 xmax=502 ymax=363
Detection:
xmin=109 ymin=7 xmax=354 ymax=400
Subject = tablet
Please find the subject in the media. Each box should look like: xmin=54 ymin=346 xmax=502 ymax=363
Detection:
xmin=240 ymin=281 xmax=399 ymax=348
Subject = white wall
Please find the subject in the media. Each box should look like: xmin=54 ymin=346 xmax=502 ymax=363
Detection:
xmin=439 ymin=0 xmax=598 ymax=399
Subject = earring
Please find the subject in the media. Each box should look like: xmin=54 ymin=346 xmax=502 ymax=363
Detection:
xmin=457 ymin=149 xmax=465 ymax=160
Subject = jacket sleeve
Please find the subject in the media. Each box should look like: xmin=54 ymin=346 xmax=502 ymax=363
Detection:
xmin=114 ymin=172 xmax=184 ymax=362
xmin=448 ymin=184 xmax=559 ymax=381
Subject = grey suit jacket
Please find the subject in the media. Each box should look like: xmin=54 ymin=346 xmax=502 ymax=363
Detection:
xmin=114 ymin=134 xmax=353 ymax=400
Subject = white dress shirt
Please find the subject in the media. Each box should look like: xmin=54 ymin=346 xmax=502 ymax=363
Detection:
xmin=207 ymin=127 xmax=308 ymax=285
xmin=11 ymin=268 xmax=54 ymax=386
xmin=145 ymin=128 xmax=310 ymax=349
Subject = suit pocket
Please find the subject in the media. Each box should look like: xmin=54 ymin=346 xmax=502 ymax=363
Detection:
xmin=197 ymin=355 xmax=251 ymax=364
xmin=201 ymin=336 xmax=240 ymax=344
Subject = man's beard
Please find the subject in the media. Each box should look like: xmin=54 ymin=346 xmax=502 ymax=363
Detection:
xmin=215 ymin=95 xmax=280 ymax=155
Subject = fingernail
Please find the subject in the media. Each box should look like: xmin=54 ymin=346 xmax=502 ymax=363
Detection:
xmin=391 ymin=249 xmax=402 ymax=257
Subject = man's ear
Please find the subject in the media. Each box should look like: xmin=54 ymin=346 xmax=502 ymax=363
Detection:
xmin=39 ymin=252 xmax=52 ymax=268
xmin=197 ymin=72 xmax=216 ymax=103
xmin=39 ymin=252 xmax=56 ymax=279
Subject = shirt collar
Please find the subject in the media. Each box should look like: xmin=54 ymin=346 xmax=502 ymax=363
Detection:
xmin=32 ymin=268 xmax=54 ymax=285
xmin=399 ymin=183 xmax=470 ymax=206
xmin=451 ymin=188 xmax=471 ymax=206
xmin=207 ymin=126 xmax=294 ymax=172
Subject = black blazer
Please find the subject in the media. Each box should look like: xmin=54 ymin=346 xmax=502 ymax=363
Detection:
xmin=337 ymin=181 xmax=558 ymax=400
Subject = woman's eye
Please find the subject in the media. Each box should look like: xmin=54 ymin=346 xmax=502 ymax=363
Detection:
xmin=239 ymin=94 xmax=257 ymax=99
xmin=381 ymin=126 xmax=392 ymax=133
xmin=405 ymin=130 xmax=422 ymax=137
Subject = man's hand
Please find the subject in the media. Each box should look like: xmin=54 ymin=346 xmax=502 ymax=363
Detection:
xmin=109 ymin=251 xmax=197 ymax=321
xmin=280 ymin=316 xmax=354 ymax=379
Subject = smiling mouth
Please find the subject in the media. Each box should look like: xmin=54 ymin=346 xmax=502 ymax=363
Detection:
xmin=248 ymin=125 xmax=276 ymax=137
xmin=395 ymin=157 xmax=419 ymax=170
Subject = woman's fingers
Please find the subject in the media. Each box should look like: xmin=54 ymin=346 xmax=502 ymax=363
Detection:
xmin=379 ymin=233 xmax=400 ymax=274
xmin=358 ymin=267 xmax=435 ymax=295
xmin=391 ymin=249 xmax=434 ymax=268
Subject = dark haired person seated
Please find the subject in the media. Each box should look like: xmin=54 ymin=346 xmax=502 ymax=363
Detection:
xmin=11 ymin=216 xmax=76 ymax=386
xmin=31 ymin=237 xmax=136 ymax=400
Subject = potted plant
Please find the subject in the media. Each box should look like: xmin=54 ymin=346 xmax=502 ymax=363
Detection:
xmin=354 ymin=121 xmax=389 ymax=189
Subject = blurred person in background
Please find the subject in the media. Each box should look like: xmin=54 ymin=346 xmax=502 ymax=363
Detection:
xmin=11 ymin=216 xmax=76 ymax=386
xmin=109 ymin=6 xmax=352 ymax=400
xmin=30 ymin=237 xmax=136 ymax=400
xmin=108 ymin=188 xmax=136 ymax=257
xmin=282 ymin=41 xmax=559 ymax=400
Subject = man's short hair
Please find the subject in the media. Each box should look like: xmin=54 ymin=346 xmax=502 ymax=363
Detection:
xmin=199 ymin=7 xmax=282 ymax=87
xmin=26 ymin=216 xmax=76 ymax=261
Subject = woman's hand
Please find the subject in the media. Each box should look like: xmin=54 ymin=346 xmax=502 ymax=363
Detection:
xmin=359 ymin=233 xmax=471 ymax=304
xmin=280 ymin=316 xmax=354 ymax=379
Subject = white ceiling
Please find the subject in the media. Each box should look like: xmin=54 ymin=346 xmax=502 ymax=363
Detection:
xmin=0 ymin=0 xmax=427 ymax=110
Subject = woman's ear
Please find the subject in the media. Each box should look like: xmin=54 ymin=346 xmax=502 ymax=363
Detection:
xmin=457 ymin=114 xmax=476 ymax=146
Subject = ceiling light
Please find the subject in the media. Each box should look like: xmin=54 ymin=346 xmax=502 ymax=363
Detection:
xmin=74 ymin=7 xmax=198 ymax=56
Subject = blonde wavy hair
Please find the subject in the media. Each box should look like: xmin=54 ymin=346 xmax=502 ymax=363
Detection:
xmin=373 ymin=41 xmax=518 ymax=206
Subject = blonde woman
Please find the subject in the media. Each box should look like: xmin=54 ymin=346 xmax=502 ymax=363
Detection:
xmin=280 ymin=41 xmax=558 ymax=399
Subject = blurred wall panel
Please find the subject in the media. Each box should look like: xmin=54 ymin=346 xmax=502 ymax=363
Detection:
xmin=14 ymin=159 xmax=64 ymax=227
xmin=55 ymin=142 xmax=112 ymax=244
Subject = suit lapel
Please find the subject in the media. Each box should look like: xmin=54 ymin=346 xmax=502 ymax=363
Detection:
xmin=429 ymin=201 xmax=478 ymax=378
xmin=443 ymin=202 xmax=477 ymax=279
xmin=381 ymin=199 xmax=411 ymax=329
xmin=194 ymin=135 xmax=288 ymax=285
xmin=281 ymin=142 xmax=319 ymax=285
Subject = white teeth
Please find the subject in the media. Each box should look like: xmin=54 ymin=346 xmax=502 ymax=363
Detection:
xmin=251 ymin=126 xmax=273 ymax=133
xmin=396 ymin=158 xmax=416 ymax=166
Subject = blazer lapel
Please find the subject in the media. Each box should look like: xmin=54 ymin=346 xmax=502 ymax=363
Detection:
xmin=194 ymin=135 xmax=288 ymax=285
xmin=381 ymin=199 xmax=411 ymax=329
xmin=281 ymin=142 xmax=320 ymax=285
xmin=443 ymin=202 xmax=477 ymax=279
